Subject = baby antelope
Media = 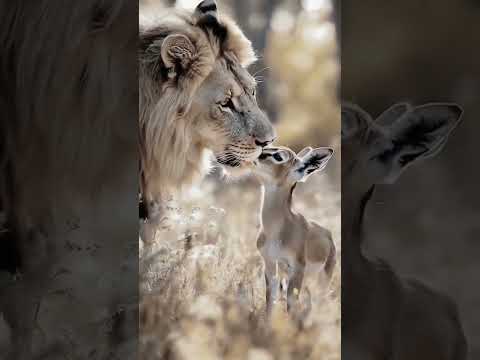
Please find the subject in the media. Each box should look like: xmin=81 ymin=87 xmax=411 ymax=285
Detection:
xmin=253 ymin=146 xmax=335 ymax=315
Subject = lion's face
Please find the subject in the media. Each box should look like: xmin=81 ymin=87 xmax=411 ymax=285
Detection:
xmin=191 ymin=56 xmax=275 ymax=171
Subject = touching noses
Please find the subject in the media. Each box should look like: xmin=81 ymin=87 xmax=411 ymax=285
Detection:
xmin=249 ymin=108 xmax=277 ymax=147
xmin=255 ymin=137 xmax=275 ymax=148
xmin=252 ymin=126 xmax=277 ymax=148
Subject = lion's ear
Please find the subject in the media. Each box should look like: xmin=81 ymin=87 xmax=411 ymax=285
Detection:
xmin=193 ymin=0 xmax=227 ymax=43
xmin=160 ymin=34 xmax=197 ymax=75
xmin=193 ymin=0 xmax=219 ymax=22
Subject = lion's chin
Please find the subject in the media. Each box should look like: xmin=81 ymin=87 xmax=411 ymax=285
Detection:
xmin=217 ymin=159 xmax=258 ymax=179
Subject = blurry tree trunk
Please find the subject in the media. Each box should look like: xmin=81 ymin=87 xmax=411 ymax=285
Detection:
xmin=234 ymin=0 xmax=280 ymax=122
xmin=332 ymin=0 xmax=340 ymax=48
xmin=332 ymin=0 xmax=340 ymax=100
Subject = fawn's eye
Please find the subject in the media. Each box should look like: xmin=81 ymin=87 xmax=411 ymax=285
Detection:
xmin=271 ymin=152 xmax=289 ymax=163
xmin=259 ymin=152 xmax=271 ymax=160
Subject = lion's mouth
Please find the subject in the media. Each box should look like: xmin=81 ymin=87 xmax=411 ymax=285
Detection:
xmin=216 ymin=154 xmax=259 ymax=169
xmin=217 ymin=157 xmax=242 ymax=168
xmin=216 ymin=146 xmax=262 ymax=169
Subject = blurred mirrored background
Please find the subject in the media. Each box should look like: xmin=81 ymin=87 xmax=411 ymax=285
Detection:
xmin=342 ymin=0 xmax=480 ymax=358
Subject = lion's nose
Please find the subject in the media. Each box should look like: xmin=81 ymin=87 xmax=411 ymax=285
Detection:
xmin=255 ymin=139 xmax=272 ymax=147
xmin=254 ymin=136 xmax=276 ymax=148
xmin=251 ymin=111 xmax=277 ymax=147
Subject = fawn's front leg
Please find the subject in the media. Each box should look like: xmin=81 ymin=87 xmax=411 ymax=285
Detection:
xmin=265 ymin=266 xmax=287 ymax=316
xmin=265 ymin=273 xmax=273 ymax=315
xmin=287 ymin=265 xmax=305 ymax=313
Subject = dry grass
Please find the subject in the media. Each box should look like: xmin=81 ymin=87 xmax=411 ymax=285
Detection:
xmin=139 ymin=172 xmax=340 ymax=360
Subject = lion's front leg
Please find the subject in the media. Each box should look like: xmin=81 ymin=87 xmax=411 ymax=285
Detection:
xmin=139 ymin=199 xmax=166 ymax=244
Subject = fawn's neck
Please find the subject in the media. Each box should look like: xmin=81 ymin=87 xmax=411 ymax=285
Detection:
xmin=258 ymin=182 xmax=296 ymax=231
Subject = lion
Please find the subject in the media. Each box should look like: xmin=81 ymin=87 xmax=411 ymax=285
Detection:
xmin=139 ymin=0 xmax=276 ymax=232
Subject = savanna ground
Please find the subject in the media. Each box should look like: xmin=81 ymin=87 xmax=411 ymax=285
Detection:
xmin=139 ymin=1 xmax=340 ymax=359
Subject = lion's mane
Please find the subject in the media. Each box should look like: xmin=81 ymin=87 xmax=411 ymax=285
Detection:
xmin=139 ymin=6 xmax=257 ymax=200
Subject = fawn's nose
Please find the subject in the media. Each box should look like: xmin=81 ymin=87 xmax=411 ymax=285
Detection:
xmin=254 ymin=137 xmax=276 ymax=148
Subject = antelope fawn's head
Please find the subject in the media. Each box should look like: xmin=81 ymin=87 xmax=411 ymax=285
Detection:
xmin=342 ymin=102 xmax=463 ymax=196
xmin=254 ymin=146 xmax=334 ymax=188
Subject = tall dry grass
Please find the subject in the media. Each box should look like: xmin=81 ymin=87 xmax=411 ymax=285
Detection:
xmin=140 ymin=171 xmax=340 ymax=359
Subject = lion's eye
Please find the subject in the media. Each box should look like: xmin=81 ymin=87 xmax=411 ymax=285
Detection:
xmin=220 ymin=97 xmax=235 ymax=111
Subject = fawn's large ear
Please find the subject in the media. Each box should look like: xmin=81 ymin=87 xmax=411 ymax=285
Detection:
xmin=294 ymin=147 xmax=334 ymax=182
xmin=379 ymin=103 xmax=463 ymax=184
xmin=342 ymin=103 xmax=372 ymax=139
xmin=297 ymin=147 xmax=313 ymax=159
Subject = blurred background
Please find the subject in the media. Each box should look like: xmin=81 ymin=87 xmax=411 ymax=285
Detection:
xmin=341 ymin=0 xmax=480 ymax=357
xmin=139 ymin=1 xmax=341 ymax=359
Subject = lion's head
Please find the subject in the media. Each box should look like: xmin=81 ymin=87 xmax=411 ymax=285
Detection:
xmin=139 ymin=0 xmax=276 ymax=200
